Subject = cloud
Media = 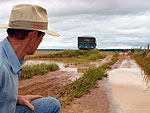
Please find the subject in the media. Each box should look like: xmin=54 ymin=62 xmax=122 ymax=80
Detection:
xmin=41 ymin=0 xmax=150 ymax=16
xmin=1 ymin=0 xmax=150 ymax=17
xmin=0 ymin=0 xmax=150 ymax=49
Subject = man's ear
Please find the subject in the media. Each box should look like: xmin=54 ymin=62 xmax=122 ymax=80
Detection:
xmin=28 ymin=30 xmax=38 ymax=39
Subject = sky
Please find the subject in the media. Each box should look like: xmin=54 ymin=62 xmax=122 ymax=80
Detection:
xmin=0 ymin=0 xmax=150 ymax=49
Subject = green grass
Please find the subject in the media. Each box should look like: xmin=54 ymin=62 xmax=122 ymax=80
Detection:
xmin=107 ymin=53 xmax=119 ymax=65
xmin=88 ymin=54 xmax=103 ymax=61
xmin=20 ymin=63 xmax=59 ymax=80
xmin=54 ymin=67 xmax=106 ymax=106
xmin=53 ymin=53 xmax=118 ymax=106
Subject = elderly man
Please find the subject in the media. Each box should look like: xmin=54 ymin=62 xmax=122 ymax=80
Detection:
xmin=0 ymin=4 xmax=61 ymax=113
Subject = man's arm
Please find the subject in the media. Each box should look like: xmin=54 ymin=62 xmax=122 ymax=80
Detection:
xmin=17 ymin=95 xmax=43 ymax=111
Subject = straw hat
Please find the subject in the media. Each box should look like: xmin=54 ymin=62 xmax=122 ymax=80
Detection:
xmin=0 ymin=4 xmax=60 ymax=37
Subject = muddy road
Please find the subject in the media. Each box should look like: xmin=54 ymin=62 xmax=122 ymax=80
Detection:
xmin=19 ymin=54 xmax=150 ymax=113
xmin=19 ymin=55 xmax=112 ymax=96
xmin=61 ymin=54 xmax=150 ymax=113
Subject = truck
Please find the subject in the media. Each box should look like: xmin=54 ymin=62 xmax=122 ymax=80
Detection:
xmin=78 ymin=36 xmax=96 ymax=50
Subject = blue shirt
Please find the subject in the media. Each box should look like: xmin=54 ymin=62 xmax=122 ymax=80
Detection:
xmin=0 ymin=38 xmax=24 ymax=113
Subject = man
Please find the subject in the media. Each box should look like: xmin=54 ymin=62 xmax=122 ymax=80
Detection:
xmin=0 ymin=4 xmax=61 ymax=113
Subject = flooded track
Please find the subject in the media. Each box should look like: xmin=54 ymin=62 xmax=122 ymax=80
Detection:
xmin=108 ymin=55 xmax=150 ymax=113
xmin=18 ymin=55 xmax=114 ymax=113
xmin=20 ymin=54 xmax=150 ymax=113
xmin=19 ymin=55 xmax=112 ymax=97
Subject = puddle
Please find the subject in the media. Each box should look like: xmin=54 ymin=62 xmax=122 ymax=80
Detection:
xmin=23 ymin=60 xmax=79 ymax=72
xmin=23 ymin=60 xmax=90 ymax=73
xmin=108 ymin=58 xmax=150 ymax=113
xmin=23 ymin=60 xmax=88 ymax=82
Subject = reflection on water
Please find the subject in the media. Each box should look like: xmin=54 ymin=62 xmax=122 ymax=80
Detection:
xmin=108 ymin=59 xmax=150 ymax=113
xmin=23 ymin=60 xmax=87 ymax=73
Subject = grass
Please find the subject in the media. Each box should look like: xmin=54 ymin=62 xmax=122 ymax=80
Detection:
xmin=107 ymin=53 xmax=119 ymax=65
xmin=25 ymin=50 xmax=62 ymax=60
xmin=53 ymin=53 xmax=119 ymax=106
xmin=131 ymin=51 xmax=150 ymax=86
xmin=25 ymin=50 xmax=103 ymax=59
xmin=37 ymin=49 xmax=102 ymax=58
xmin=88 ymin=54 xmax=103 ymax=61
xmin=20 ymin=63 xmax=59 ymax=80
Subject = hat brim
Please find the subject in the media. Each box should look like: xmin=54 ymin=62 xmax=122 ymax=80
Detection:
xmin=0 ymin=24 xmax=60 ymax=37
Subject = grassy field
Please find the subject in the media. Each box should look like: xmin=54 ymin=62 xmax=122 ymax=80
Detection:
xmin=98 ymin=51 xmax=117 ymax=55
xmin=53 ymin=53 xmax=119 ymax=106
xmin=30 ymin=49 xmax=102 ymax=58
xmin=25 ymin=50 xmax=114 ymax=66
xmin=25 ymin=50 xmax=62 ymax=60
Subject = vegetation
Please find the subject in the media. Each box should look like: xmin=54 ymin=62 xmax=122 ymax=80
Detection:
xmin=25 ymin=50 xmax=62 ymax=60
xmin=20 ymin=63 xmax=59 ymax=80
xmin=131 ymin=50 xmax=150 ymax=85
xmin=37 ymin=50 xmax=102 ymax=58
xmin=25 ymin=50 xmax=104 ymax=66
xmin=107 ymin=53 xmax=119 ymax=65
xmin=53 ymin=53 xmax=118 ymax=106
xmin=21 ymin=50 xmax=113 ymax=81
xmin=25 ymin=50 xmax=103 ymax=59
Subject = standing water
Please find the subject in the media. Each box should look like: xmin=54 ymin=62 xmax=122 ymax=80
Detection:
xmin=23 ymin=60 xmax=86 ymax=82
xmin=108 ymin=56 xmax=150 ymax=113
xmin=23 ymin=60 xmax=77 ymax=72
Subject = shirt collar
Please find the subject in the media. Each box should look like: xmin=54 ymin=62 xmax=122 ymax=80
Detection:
xmin=2 ymin=38 xmax=24 ymax=74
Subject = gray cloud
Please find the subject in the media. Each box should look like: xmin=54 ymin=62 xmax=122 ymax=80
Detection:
xmin=43 ymin=0 xmax=150 ymax=16
xmin=1 ymin=0 xmax=150 ymax=49
xmin=1 ymin=0 xmax=150 ymax=17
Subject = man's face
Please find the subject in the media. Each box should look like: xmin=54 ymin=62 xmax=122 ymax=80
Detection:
xmin=26 ymin=31 xmax=45 ymax=55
